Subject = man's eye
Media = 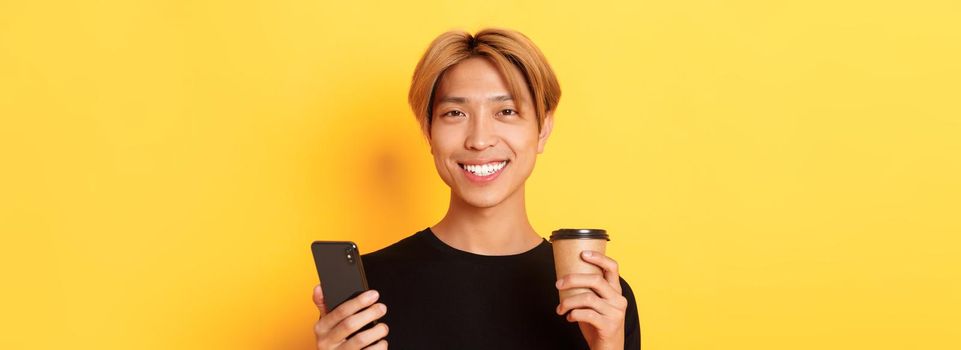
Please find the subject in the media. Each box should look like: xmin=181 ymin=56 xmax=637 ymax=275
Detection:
xmin=443 ymin=110 xmax=466 ymax=117
xmin=500 ymin=109 xmax=518 ymax=116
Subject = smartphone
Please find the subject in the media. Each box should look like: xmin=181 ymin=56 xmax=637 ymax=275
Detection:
xmin=310 ymin=241 xmax=378 ymax=334
xmin=311 ymin=241 xmax=371 ymax=310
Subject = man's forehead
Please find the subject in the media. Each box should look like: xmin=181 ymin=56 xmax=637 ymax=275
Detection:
xmin=433 ymin=57 xmax=532 ymax=105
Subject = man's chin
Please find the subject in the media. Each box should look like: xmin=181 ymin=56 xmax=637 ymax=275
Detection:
xmin=454 ymin=190 xmax=507 ymax=209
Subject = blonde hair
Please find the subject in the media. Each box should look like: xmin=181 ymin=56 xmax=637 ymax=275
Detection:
xmin=408 ymin=28 xmax=561 ymax=136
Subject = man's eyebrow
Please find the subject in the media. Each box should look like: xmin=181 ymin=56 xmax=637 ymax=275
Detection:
xmin=437 ymin=95 xmax=514 ymax=103
xmin=438 ymin=96 xmax=468 ymax=103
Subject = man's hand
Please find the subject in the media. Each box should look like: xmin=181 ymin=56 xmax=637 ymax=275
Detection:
xmin=313 ymin=284 xmax=389 ymax=349
xmin=556 ymin=251 xmax=627 ymax=350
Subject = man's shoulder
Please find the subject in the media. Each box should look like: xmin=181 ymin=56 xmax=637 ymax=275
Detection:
xmin=361 ymin=228 xmax=431 ymax=265
xmin=617 ymin=275 xmax=642 ymax=349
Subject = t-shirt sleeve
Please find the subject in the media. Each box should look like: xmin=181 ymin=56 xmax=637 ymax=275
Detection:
xmin=619 ymin=277 xmax=641 ymax=350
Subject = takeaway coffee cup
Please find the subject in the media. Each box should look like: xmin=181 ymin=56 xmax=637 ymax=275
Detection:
xmin=550 ymin=228 xmax=610 ymax=300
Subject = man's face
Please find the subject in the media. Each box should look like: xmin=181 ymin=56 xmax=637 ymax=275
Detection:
xmin=429 ymin=57 xmax=553 ymax=209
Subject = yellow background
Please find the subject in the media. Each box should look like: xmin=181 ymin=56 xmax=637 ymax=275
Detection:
xmin=2 ymin=0 xmax=959 ymax=349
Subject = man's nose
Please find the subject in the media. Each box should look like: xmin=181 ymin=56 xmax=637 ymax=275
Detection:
xmin=465 ymin=115 xmax=497 ymax=150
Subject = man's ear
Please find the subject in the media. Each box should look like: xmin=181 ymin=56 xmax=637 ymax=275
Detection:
xmin=536 ymin=111 xmax=554 ymax=154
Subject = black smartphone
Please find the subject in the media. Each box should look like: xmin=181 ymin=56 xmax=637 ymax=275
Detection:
xmin=310 ymin=241 xmax=378 ymax=334
xmin=311 ymin=241 xmax=371 ymax=311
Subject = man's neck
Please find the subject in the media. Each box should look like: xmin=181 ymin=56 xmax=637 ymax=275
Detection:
xmin=431 ymin=186 xmax=543 ymax=256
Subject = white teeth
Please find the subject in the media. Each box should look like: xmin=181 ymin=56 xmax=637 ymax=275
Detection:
xmin=462 ymin=161 xmax=508 ymax=176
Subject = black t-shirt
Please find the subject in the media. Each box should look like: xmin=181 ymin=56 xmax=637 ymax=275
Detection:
xmin=362 ymin=228 xmax=641 ymax=349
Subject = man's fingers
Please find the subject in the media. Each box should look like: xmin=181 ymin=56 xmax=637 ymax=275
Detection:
xmin=343 ymin=323 xmax=389 ymax=350
xmin=330 ymin=302 xmax=387 ymax=343
xmin=556 ymin=273 xmax=620 ymax=300
xmin=580 ymin=251 xmax=622 ymax=293
xmin=363 ymin=339 xmax=388 ymax=350
xmin=566 ymin=308 xmax=605 ymax=327
xmin=317 ymin=289 xmax=379 ymax=333
xmin=556 ymin=290 xmax=620 ymax=317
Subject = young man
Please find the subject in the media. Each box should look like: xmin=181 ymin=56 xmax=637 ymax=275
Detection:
xmin=312 ymin=28 xmax=641 ymax=350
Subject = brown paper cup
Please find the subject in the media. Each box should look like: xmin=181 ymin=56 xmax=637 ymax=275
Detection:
xmin=550 ymin=229 xmax=610 ymax=301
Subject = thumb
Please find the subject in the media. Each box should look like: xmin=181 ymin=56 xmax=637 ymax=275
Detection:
xmin=313 ymin=284 xmax=328 ymax=316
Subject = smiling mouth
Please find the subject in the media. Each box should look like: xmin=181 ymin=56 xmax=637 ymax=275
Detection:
xmin=457 ymin=160 xmax=509 ymax=177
